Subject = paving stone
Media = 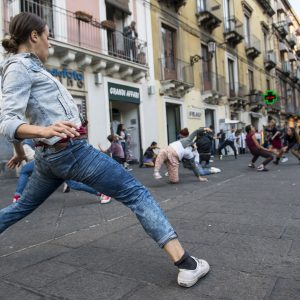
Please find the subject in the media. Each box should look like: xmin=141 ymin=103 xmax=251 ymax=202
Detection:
xmin=0 ymin=281 xmax=43 ymax=300
xmin=270 ymin=278 xmax=300 ymax=300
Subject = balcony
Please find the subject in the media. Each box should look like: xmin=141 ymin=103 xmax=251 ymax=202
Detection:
xmin=291 ymin=68 xmax=300 ymax=83
xmin=285 ymin=103 xmax=295 ymax=115
xmin=196 ymin=0 xmax=222 ymax=32
xmin=266 ymin=99 xmax=281 ymax=112
xmin=256 ymin=0 xmax=275 ymax=17
xmin=224 ymin=17 xmax=244 ymax=47
xmin=245 ymin=35 xmax=261 ymax=60
xmin=201 ymin=72 xmax=226 ymax=105
xmin=158 ymin=0 xmax=187 ymax=12
xmin=282 ymin=61 xmax=292 ymax=74
xmin=279 ymin=42 xmax=288 ymax=53
xmin=3 ymin=0 xmax=148 ymax=81
xmin=287 ymin=33 xmax=297 ymax=49
xmin=274 ymin=21 xmax=289 ymax=38
xmin=159 ymin=58 xmax=194 ymax=98
xmin=249 ymin=91 xmax=265 ymax=110
xmin=264 ymin=51 xmax=277 ymax=70
xmin=288 ymin=52 xmax=297 ymax=62
xmin=227 ymin=82 xmax=248 ymax=109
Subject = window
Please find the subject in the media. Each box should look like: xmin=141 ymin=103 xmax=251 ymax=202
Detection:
xmin=21 ymin=0 xmax=54 ymax=37
xmin=248 ymin=70 xmax=254 ymax=92
xmin=263 ymin=32 xmax=268 ymax=53
xmin=224 ymin=0 xmax=231 ymax=30
xmin=266 ymin=79 xmax=271 ymax=90
xmin=202 ymin=44 xmax=212 ymax=91
xmin=244 ymin=14 xmax=250 ymax=46
xmin=161 ymin=24 xmax=176 ymax=80
xmin=228 ymin=58 xmax=235 ymax=96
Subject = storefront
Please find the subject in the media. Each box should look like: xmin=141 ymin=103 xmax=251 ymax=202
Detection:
xmin=108 ymin=82 xmax=141 ymax=163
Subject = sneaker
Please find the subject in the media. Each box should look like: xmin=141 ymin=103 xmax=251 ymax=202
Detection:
xmin=165 ymin=172 xmax=169 ymax=177
xmin=125 ymin=167 xmax=133 ymax=172
xmin=153 ymin=171 xmax=162 ymax=179
xmin=63 ymin=183 xmax=70 ymax=193
xmin=177 ymin=257 xmax=210 ymax=288
xmin=257 ymin=165 xmax=268 ymax=172
xmin=12 ymin=194 xmax=21 ymax=203
xmin=248 ymin=163 xmax=255 ymax=168
xmin=281 ymin=157 xmax=288 ymax=163
xmin=210 ymin=167 xmax=221 ymax=173
xmin=209 ymin=159 xmax=214 ymax=163
xmin=219 ymin=155 xmax=223 ymax=160
xmin=100 ymin=195 xmax=111 ymax=204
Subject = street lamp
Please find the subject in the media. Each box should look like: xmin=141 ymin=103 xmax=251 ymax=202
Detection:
xmin=190 ymin=41 xmax=216 ymax=65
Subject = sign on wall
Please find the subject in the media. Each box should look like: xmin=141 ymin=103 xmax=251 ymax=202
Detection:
xmin=187 ymin=108 xmax=202 ymax=119
xmin=108 ymin=82 xmax=140 ymax=104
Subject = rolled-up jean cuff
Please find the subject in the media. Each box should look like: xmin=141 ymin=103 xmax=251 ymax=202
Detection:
xmin=157 ymin=231 xmax=178 ymax=248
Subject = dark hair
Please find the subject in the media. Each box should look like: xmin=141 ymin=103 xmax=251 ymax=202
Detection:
xmin=116 ymin=124 xmax=124 ymax=136
xmin=179 ymin=128 xmax=189 ymax=137
xmin=245 ymin=125 xmax=252 ymax=133
xmin=2 ymin=12 xmax=47 ymax=54
xmin=107 ymin=134 xmax=114 ymax=142
xmin=150 ymin=141 xmax=157 ymax=147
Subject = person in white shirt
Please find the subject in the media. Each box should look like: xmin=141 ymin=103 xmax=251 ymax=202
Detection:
xmin=217 ymin=128 xmax=237 ymax=159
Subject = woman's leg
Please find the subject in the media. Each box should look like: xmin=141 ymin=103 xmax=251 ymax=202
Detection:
xmin=154 ymin=148 xmax=167 ymax=173
xmin=0 ymin=158 xmax=63 ymax=233
xmin=15 ymin=161 xmax=35 ymax=196
xmin=65 ymin=180 xmax=99 ymax=196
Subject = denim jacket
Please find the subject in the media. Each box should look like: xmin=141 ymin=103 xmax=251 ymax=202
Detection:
xmin=0 ymin=53 xmax=81 ymax=145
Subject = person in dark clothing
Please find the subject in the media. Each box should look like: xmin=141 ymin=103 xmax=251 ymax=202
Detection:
xmin=245 ymin=125 xmax=274 ymax=171
xmin=282 ymin=127 xmax=300 ymax=163
xmin=208 ymin=125 xmax=216 ymax=156
xmin=196 ymin=131 xmax=212 ymax=168
xmin=143 ymin=141 xmax=159 ymax=167
xmin=123 ymin=21 xmax=138 ymax=62
xmin=218 ymin=128 xmax=237 ymax=159
xmin=217 ymin=129 xmax=227 ymax=156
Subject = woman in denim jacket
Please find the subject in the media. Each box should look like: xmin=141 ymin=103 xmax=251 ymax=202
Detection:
xmin=0 ymin=12 xmax=209 ymax=287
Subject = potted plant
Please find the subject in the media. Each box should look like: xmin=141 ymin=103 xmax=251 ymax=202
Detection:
xmin=75 ymin=11 xmax=93 ymax=23
xmin=101 ymin=20 xmax=116 ymax=31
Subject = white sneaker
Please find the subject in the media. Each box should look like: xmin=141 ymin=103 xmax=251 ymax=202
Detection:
xmin=210 ymin=167 xmax=221 ymax=173
xmin=281 ymin=157 xmax=288 ymax=163
xmin=219 ymin=155 xmax=223 ymax=160
xmin=164 ymin=172 xmax=169 ymax=177
xmin=153 ymin=171 xmax=162 ymax=179
xmin=209 ymin=159 xmax=214 ymax=163
xmin=177 ymin=257 xmax=210 ymax=288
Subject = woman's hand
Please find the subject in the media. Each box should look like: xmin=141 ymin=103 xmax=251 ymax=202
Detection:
xmin=39 ymin=121 xmax=80 ymax=139
xmin=6 ymin=154 xmax=27 ymax=169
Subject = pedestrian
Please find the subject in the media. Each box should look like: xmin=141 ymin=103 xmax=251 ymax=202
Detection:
xmin=266 ymin=120 xmax=283 ymax=165
xmin=116 ymin=124 xmax=132 ymax=171
xmin=216 ymin=129 xmax=227 ymax=156
xmin=154 ymin=127 xmax=211 ymax=183
xmin=123 ymin=21 xmax=138 ymax=62
xmin=143 ymin=141 xmax=159 ymax=167
xmin=177 ymin=128 xmax=189 ymax=140
xmin=218 ymin=128 xmax=237 ymax=159
xmin=281 ymin=127 xmax=300 ymax=163
xmin=196 ymin=130 xmax=212 ymax=168
xmin=238 ymin=130 xmax=246 ymax=154
xmin=245 ymin=125 xmax=274 ymax=171
xmin=0 ymin=12 xmax=209 ymax=288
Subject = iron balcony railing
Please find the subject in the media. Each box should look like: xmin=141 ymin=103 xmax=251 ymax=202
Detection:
xmin=227 ymin=82 xmax=247 ymax=98
xmin=282 ymin=61 xmax=292 ymax=74
xmin=201 ymin=71 xmax=226 ymax=95
xmin=256 ymin=0 xmax=275 ymax=16
xmin=159 ymin=58 xmax=194 ymax=86
xmin=245 ymin=34 xmax=261 ymax=52
xmin=224 ymin=17 xmax=244 ymax=37
xmin=275 ymin=20 xmax=289 ymax=37
xmin=3 ymin=0 xmax=148 ymax=66
xmin=285 ymin=103 xmax=295 ymax=114
xmin=264 ymin=51 xmax=277 ymax=66
xmin=196 ymin=0 xmax=222 ymax=20
xmin=287 ymin=32 xmax=297 ymax=48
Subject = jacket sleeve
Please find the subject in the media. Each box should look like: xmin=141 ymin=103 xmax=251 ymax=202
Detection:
xmin=0 ymin=61 xmax=31 ymax=142
xmin=180 ymin=128 xmax=204 ymax=148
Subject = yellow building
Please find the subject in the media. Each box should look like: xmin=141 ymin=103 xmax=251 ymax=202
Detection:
xmin=151 ymin=0 xmax=300 ymax=148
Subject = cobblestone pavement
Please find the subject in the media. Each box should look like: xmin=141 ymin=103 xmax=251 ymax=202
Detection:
xmin=0 ymin=154 xmax=299 ymax=299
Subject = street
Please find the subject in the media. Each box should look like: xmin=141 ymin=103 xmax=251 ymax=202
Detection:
xmin=0 ymin=154 xmax=299 ymax=299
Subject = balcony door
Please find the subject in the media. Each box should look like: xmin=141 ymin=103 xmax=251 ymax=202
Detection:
xmin=228 ymin=58 xmax=235 ymax=97
xmin=161 ymin=24 xmax=177 ymax=80
xmin=21 ymin=0 xmax=54 ymax=37
xmin=201 ymin=44 xmax=212 ymax=91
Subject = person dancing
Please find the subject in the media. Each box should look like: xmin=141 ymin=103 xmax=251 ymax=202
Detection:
xmin=0 ymin=12 xmax=209 ymax=288
xmin=245 ymin=125 xmax=274 ymax=171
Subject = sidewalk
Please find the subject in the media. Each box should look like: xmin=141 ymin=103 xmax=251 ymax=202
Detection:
xmin=0 ymin=154 xmax=299 ymax=299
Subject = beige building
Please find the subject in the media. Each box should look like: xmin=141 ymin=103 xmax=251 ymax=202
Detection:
xmin=151 ymin=0 xmax=300 ymax=148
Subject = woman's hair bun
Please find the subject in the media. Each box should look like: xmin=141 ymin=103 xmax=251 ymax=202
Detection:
xmin=2 ymin=36 xmax=19 ymax=53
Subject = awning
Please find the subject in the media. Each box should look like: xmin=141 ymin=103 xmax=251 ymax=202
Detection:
xmin=106 ymin=0 xmax=131 ymax=14
xmin=249 ymin=112 xmax=262 ymax=118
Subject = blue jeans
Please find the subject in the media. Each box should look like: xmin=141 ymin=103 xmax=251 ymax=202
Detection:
xmin=15 ymin=161 xmax=99 ymax=196
xmin=0 ymin=140 xmax=177 ymax=247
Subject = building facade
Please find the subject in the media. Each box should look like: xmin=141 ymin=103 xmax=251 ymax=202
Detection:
xmin=0 ymin=0 xmax=159 ymax=165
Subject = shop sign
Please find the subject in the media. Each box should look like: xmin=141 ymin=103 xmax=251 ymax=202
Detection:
xmin=108 ymin=82 xmax=140 ymax=104
xmin=187 ymin=108 xmax=201 ymax=119
xmin=47 ymin=68 xmax=84 ymax=89
xmin=263 ymin=90 xmax=278 ymax=105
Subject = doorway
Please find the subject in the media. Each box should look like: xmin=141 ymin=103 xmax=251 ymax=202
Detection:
xmin=166 ymin=103 xmax=181 ymax=144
